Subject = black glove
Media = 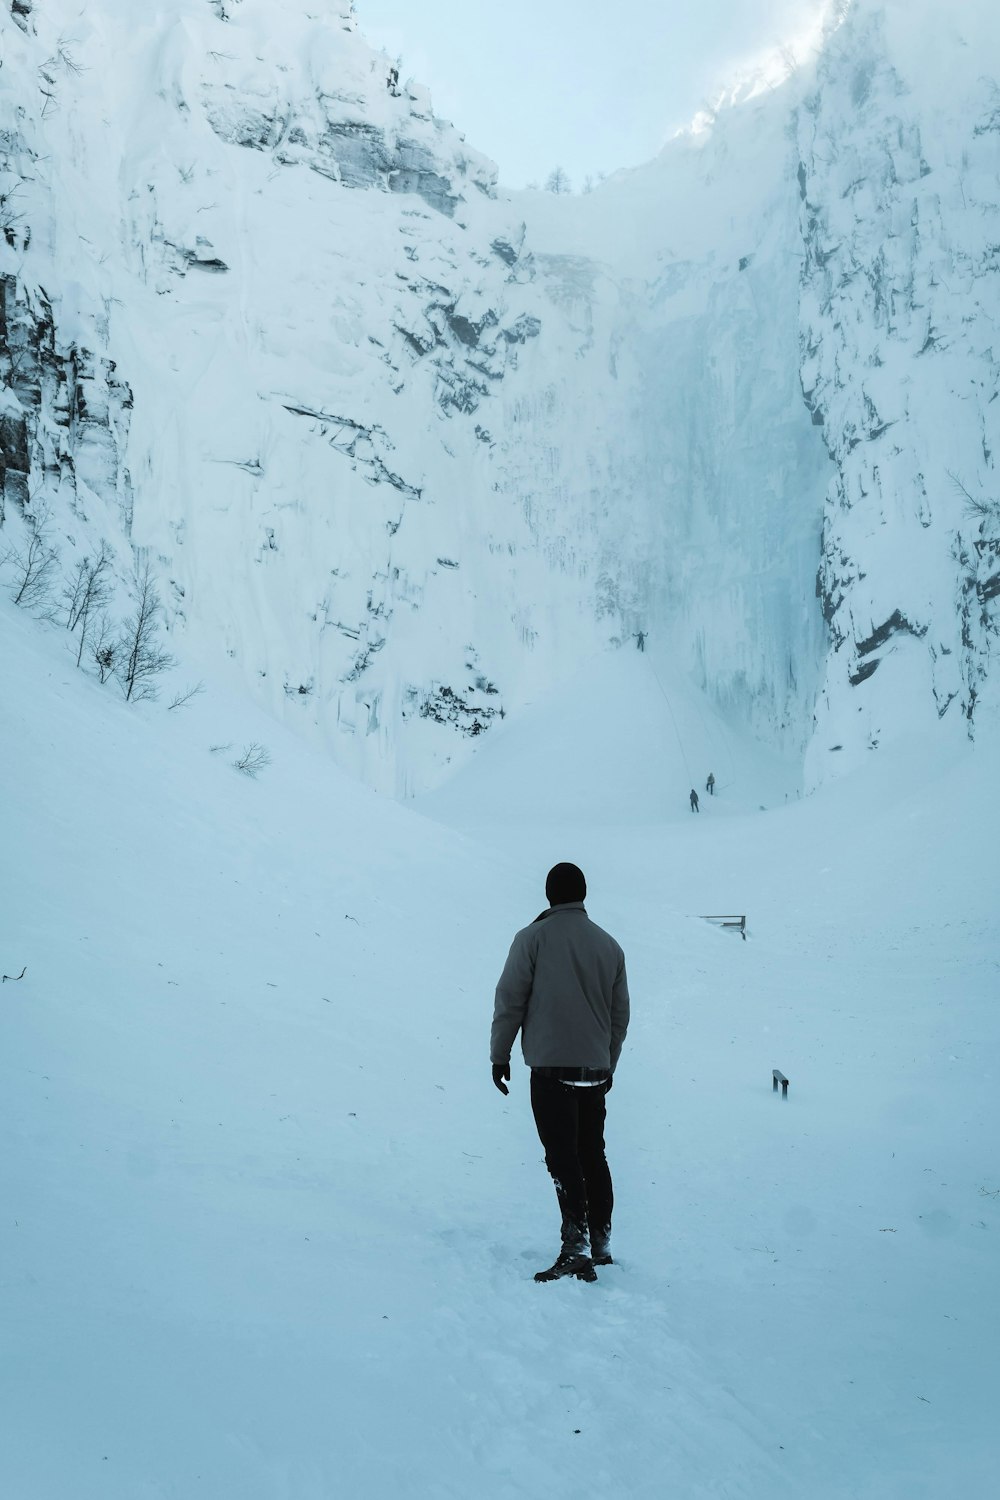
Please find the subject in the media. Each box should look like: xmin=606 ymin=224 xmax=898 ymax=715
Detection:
xmin=492 ymin=1063 xmax=510 ymax=1096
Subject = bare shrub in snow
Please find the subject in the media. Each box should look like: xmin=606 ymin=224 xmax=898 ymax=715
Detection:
xmin=91 ymin=614 xmax=117 ymax=683
xmin=167 ymin=681 xmax=206 ymax=711
xmin=949 ymin=470 xmax=1000 ymax=523
xmin=0 ymin=179 xmax=26 ymax=248
xmin=38 ymin=35 xmax=85 ymax=116
xmin=4 ymin=514 xmax=59 ymax=612
xmin=233 ymin=742 xmax=271 ymax=778
xmin=63 ymin=541 xmax=113 ymax=666
xmin=119 ymin=562 xmax=174 ymax=701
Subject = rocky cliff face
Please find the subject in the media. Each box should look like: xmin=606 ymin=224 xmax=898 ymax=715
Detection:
xmin=797 ymin=0 xmax=1000 ymax=780
xmin=198 ymin=3 xmax=496 ymax=217
xmin=0 ymin=274 xmax=133 ymax=531
xmin=1 ymin=1 xmax=133 ymax=554
xmin=1 ymin=0 xmax=997 ymax=793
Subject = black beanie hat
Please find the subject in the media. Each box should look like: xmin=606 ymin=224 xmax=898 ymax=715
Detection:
xmin=545 ymin=862 xmax=587 ymax=906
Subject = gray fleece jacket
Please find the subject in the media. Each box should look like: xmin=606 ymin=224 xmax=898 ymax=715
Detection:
xmin=490 ymin=902 xmax=630 ymax=1072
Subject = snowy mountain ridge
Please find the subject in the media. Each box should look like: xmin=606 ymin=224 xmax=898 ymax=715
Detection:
xmin=1 ymin=0 xmax=998 ymax=792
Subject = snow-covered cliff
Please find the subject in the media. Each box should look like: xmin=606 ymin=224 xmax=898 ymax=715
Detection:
xmin=797 ymin=0 xmax=1000 ymax=780
xmin=1 ymin=0 xmax=997 ymax=793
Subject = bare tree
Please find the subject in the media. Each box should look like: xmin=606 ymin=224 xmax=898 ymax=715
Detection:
xmin=119 ymin=561 xmax=174 ymax=701
xmin=91 ymin=613 xmax=117 ymax=683
xmin=4 ymin=516 xmax=58 ymax=611
xmin=62 ymin=559 xmax=86 ymax=625
xmin=233 ymin=742 xmax=271 ymax=778
xmin=63 ymin=541 xmax=113 ymax=666
xmin=544 ymin=165 xmax=572 ymax=195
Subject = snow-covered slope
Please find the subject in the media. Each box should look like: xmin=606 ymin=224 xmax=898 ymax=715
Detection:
xmin=2 ymin=589 xmax=996 ymax=1498
xmin=4 ymin=9 xmax=998 ymax=1493
xmin=1 ymin=0 xmax=998 ymax=795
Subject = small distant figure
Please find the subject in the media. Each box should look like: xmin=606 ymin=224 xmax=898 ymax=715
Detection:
xmin=635 ymin=631 xmax=646 ymax=652
xmin=706 ymin=771 xmax=715 ymax=796
xmin=690 ymin=788 xmax=700 ymax=813
xmin=387 ymin=65 xmax=400 ymax=95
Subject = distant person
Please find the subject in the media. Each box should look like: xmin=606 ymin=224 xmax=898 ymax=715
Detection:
xmin=706 ymin=772 xmax=715 ymax=796
xmin=490 ymin=862 xmax=630 ymax=1283
xmin=690 ymin=788 xmax=700 ymax=813
xmin=635 ymin=631 xmax=646 ymax=651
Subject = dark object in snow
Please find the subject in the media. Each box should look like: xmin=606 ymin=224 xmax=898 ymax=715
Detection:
xmin=2 ymin=966 xmax=26 ymax=982
xmin=491 ymin=865 xmax=629 ymax=1273
xmin=772 ymin=1069 xmax=789 ymax=1099
xmin=490 ymin=237 xmax=520 ymax=267
xmin=699 ymin=914 xmax=746 ymax=941
xmin=419 ymin=683 xmax=500 ymax=737
xmin=534 ymin=1250 xmax=598 ymax=1284
xmin=635 ymin=630 xmax=646 ymax=651
xmin=706 ymin=771 xmax=715 ymax=794
xmin=690 ymin=788 xmax=700 ymax=812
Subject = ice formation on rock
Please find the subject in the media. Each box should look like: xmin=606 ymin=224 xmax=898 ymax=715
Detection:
xmin=1 ymin=0 xmax=996 ymax=792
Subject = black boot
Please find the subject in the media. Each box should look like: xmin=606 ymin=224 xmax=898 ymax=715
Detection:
xmin=590 ymin=1225 xmax=613 ymax=1266
xmin=535 ymin=1220 xmax=597 ymax=1283
xmin=534 ymin=1248 xmax=598 ymax=1283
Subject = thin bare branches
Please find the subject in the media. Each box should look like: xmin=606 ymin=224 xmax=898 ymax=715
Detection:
xmin=233 ymin=743 xmax=271 ymax=778
xmin=63 ymin=541 xmax=113 ymax=665
xmin=948 ymin=470 xmax=999 ymax=522
xmin=167 ymin=681 xmax=206 ymax=711
xmin=119 ymin=561 xmax=174 ymax=701
xmin=91 ymin=613 xmax=117 ymax=682
xmin=4 ymin=513 xmax=58 ymax=611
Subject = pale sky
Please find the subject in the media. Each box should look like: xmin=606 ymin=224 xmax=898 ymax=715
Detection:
xmin=354 ymin=0 xmax=827 ymax=188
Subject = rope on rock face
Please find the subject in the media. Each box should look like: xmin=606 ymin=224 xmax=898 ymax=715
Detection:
xmin=689 ymin=674 xmax=737 ymax=788
xmin=645 ymin=654 xmax=740 ymax=796
xmin=648 ymin=661 xmax=693 ymax=785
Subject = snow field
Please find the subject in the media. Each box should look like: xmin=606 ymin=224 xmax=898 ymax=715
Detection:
xmin=2 ymin=603 xmax=997 ymax=1497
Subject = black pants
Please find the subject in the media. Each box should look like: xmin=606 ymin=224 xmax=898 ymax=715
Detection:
xmin=530 ymin=1073 xmax=613 ymax=1251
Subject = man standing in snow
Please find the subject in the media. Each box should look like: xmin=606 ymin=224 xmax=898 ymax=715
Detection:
xmin=490 ymin=863 xmax=630 ymax=1283
xmin=690 ymin=788 xmax=700 ymax=812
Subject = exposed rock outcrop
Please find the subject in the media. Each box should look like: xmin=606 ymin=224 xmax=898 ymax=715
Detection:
xmin=0 ymin=274 xmax=133 ymax=528
xmin=799 ymin=2 xmax=1000 ymax=776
